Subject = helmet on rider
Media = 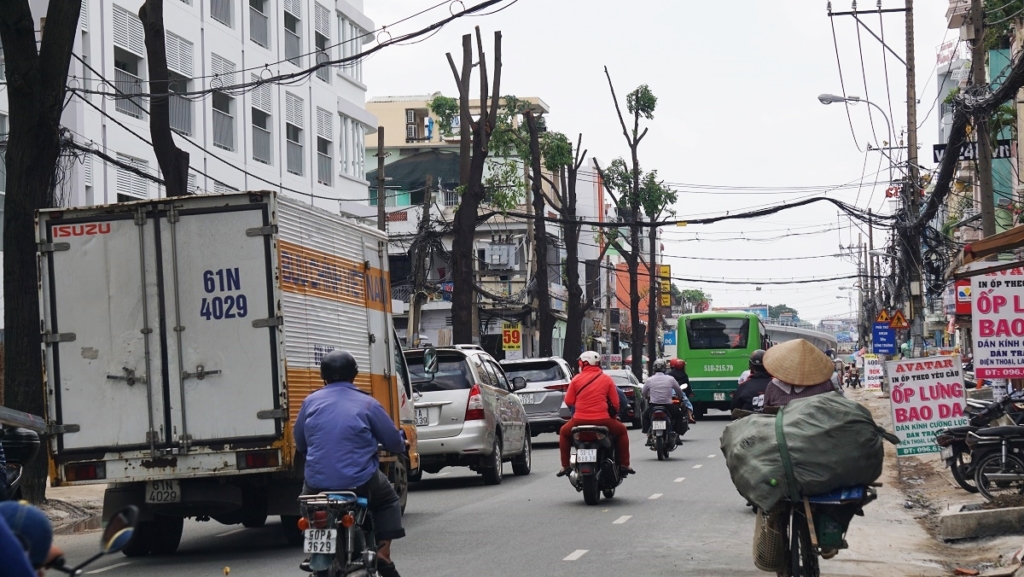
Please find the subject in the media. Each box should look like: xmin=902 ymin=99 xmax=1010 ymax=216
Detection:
xmin=320 ymin=350 xmax=359 ymax=383
xmin=578 ymin=351 xmax=601 ymax=370
xmin=749 ymin=349 xmax=767 ymax=373
xmin=669 ymin=358 xmax=686 ymax=370
xmin=653 ymin=358 xmax=668 ymax=373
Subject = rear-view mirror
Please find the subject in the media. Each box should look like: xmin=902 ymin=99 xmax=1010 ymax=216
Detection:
xmin=511 ymin=376 xmax=527 ymax=391
xmin=423 ymin=348 xmax=438 ymax=375
xmin=101 ymin=506 xmax=139 ymax=554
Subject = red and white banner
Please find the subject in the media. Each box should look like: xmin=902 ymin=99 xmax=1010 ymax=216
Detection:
xmin=971 ymin=267 xmax=1024 ymax=378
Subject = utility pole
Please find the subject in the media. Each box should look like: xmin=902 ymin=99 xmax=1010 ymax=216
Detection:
xmin=868 ymin=209 xmax=876 ymax=327
xmin=376 ymin=126 xmax=386 ymax=232
xmin=647 ymin=216 xmax=658 ymax=373
xmin=605 ymin=253 xmax=613 ymax=369
xmin=972 ymin=0 xmax=997 ymax=239
xmin=905 ymin=0 xmax=925 ymax=353
xmin=408 ymin=175 xmax=432 ymax=349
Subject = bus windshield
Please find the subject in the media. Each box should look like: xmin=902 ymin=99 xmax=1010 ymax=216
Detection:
xmin=685 ymin=317 xmax=751 ymax=350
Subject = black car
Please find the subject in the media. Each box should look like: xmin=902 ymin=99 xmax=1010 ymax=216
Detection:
xmin=604 ymin=369 xmax=647 ymax=429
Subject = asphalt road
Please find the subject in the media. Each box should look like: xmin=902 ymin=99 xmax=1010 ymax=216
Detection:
xmin=52 ymin=414 xmax=781 ymax=576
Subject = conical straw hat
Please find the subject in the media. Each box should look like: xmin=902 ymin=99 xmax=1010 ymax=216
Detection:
xmin=762 ymin=339 xmax=835 ymax=387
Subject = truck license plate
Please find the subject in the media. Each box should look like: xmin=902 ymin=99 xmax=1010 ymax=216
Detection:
xmin=415 ymin=409 xmax=428 ymax=427
xmin=303 ymin=529 xmax=337 ymax=554
xmin=145 ymin=480 xmax=181 ymax=504
xmin=576 ymin=449 xmax=597 ymax=463
xmin=519 ymin=393 xmax=536 ymax=405
xmin=714 ymin=392 xmax=726 ymax=401
xmin=652 ymin=421 xmax=667 ymax=430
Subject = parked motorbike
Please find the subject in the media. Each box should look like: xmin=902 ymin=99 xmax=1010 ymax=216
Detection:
xmin=566 ymin=425 xmax=623 ymax=506
xmin=297 ymin=491 xmax=379 ymax=576
xmin=47 ymin=506 xmax=138 ymax=575
xmin=935 ymin=391 xmax=1024 ymax=493
xmin=967 ymin=425 xmax=1024 ymax=501
xmin=1 ymin=427 xmax=41 ymax=501
xmin=647 ymin=405 xmax=679 ymax=461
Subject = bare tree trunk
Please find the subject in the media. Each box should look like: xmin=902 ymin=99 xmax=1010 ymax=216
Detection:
xmin=140 ymin=0 xmax=190 ymax=198
xmin=0 ymin=0 xmax=83 ymax=502
xmin=524 ymin=111 xmax=552 ymax=356
xmin=629 ymin=147 xmax=643 ymax=381
xmin=562 ymin=137 xmax=593 ymax=367
xmin=647 ymin=215 xmax=658 ymax=372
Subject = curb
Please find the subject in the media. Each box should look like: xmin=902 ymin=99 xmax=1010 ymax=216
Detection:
xmin=940 ymin=505 xmax=1024 ymax=541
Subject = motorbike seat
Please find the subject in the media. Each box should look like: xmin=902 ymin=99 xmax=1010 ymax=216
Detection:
xmin=572 ymin=425 xmax=610 ymax=434
xmin=946 ymin=425 xmax=979 ymax=434
xmin=974 ymin=426 xmax=1024 ymax=438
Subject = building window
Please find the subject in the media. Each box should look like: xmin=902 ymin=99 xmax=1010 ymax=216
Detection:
xmin=285 ymin=92 xmax=304 ymax=175
xmin=316 ymin=107 xmax=333 ymax=185
xmin=211 ymin=54 xmax=236 ymax=151
xmin=116 ymin=153 xmax=149 ymax=200
xmin=113 ymin=51 xmax=145 ymax=118
xmin=213 ymin=180 xmax=237 ymax=194
xmin=338 ymin=114 xmax=365 ymax=180
xmin=314 ymin=3 xmax=331 ymax=83
xmin=337 ymin=13 xmax=364 ymax=82
xmin=165 ymin=31 xmax=195 ymax=136
xmin=251 ymin=74 xmax=273 ymax=165
xmin=249 ymin=0 xmax=270 ymax=48
xmin=284 ymin=0 xmax=302 ymax=67
xmin=211 ymin=0 xmax=232 ymax=27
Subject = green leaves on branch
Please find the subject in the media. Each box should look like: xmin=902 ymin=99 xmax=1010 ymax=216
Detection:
xmin=483 ymin=159 xmax=526 ymax=211
xmin=601 ymin=158 xmax=677 ymax=220
xmin=539 ymin=131 xmax=573 ymax=172
xmin=626 ymin=84 xmax=657 ymax=120
xmin=428 ymin=94 xmax=459 ymax=136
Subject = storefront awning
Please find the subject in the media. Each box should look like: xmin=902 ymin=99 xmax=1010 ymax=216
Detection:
xmin=949 ymin=224 xmax=1024 ymax=279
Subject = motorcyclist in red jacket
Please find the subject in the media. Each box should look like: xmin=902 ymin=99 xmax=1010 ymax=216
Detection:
xmin=556 ymin=351 xmax=634 ymax=478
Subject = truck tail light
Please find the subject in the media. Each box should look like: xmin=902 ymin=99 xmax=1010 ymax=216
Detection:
xmin=65 ymin=461 xmax=106 ymax=482
xmin=236 ymin=449 xmax=280 ymax=470
xmin=465 ymin=385 xmax=485 ymax=421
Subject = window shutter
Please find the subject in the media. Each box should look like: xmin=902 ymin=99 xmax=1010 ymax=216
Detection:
xmin=113 ymin=5 xmax=146 ymax=56
xmin=211 ymin=53 xmax=236 ymax=85
xmin=187 ymin=173 xmax=197 ymax=194
xmin=132 ymin=157 xmax=149 ymax=198
xmin=213 ymin=181 xmax=237 ymax=194
xmin=80 ymin=0 xmax=88 ymax=31
xmin=165 ymin=32 xmax=194 ymax=77
xmin=284 ymin=0 xmax=301 ymax=18
xmin=84 ymin=152 xmax=93 ymax=186
xmin=116 ymin=153 xmax=149 ymax=199
xmin=250 ymin=73 xmax=272 ymax=114
xmin=314 ymin=3 xmax=330 ymax=37
xmin=316 ymin=107 xmax=332 ymax=139
xmin=285 ymin=92 xmax=303 ymax=128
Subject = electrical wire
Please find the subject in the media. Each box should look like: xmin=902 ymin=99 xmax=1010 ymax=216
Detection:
xmin=829 ymin=12 xmax=864 ymax=153
xmin=853 ymin=14 xmax=881 ymax=146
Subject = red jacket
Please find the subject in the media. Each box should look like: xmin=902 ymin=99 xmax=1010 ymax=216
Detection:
xmin=565 ymin=365 xmax=619 ymax=420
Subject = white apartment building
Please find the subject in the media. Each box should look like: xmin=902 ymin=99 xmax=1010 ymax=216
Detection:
xmin=0 ymin=0 xmax=379 ymax=327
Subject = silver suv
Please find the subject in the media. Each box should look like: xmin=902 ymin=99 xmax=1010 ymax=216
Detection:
xmin=405 ymin=346 xmax=531 ymax=485
xmin=499 ymin=357 xmax=574 ymax=436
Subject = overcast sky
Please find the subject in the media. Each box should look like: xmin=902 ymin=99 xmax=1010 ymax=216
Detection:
xmin=362 ymin=0 xmax=951 ymax=324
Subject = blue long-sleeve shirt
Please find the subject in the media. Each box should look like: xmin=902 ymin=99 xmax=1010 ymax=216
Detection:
xmin=294 ymin=381 xmax=404 ymax=490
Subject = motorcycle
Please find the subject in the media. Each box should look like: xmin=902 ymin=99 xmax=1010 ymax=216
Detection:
xmin=48 ymin=506 xmax=138 ymax=575
xmin=566 ymin=425 xmax=623 ymax=506
xmin=647 ymin=405 xmax=679 ymax=461
xmin=967 ymin=425 xmax=1024 ymax=501
xmin=935 ymin=390 xmax=1024 ymax=493
xmin=297 ymin=491 xmax=378 ymax=576
xmin=1 ymin=427 xmax=40 ymax=501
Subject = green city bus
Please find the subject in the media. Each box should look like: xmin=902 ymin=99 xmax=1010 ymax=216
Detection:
xmin=675 ymin=312 xmax=771 ymax=417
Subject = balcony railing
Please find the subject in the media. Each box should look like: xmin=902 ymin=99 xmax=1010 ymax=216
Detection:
xmin=287 ymin=140 xmax=303 ymax=175
xmin=249 ymin=6 xmax=269 ymax=47
xmin=315 ymin=51 xmax=330 ymax=83
xmin=212 ymin=109 xmax=234 ymax=151
xmin=169 ymin=93 xmax=192 ymax=136
xmin=285 ymin=30 xmax=302 ymax=67
xmin=114 ymin=69 xmax=145 ymax=118
xmin=317 ymin=152 xmax=332 ymax=185
xmin=443 ymin=190 xmax=459 ymax=207
xmin=252 ymin=125 xmax=271 ymax=164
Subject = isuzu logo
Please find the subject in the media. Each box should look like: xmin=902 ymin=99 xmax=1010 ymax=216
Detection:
xmin=52 ymin=223 xmax=112 ymax=238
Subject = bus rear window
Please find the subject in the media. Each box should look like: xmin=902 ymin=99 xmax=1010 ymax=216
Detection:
xmin=685 ymin=318 xmax=751 ymax=350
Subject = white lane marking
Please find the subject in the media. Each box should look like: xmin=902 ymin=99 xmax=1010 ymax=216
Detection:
xmin=86 ymin=562 xmax=133 ymax=574
xmin=674 ymin=477 xmax=686 ymax=483
xmin=693 ymin=464 xmax=703 ymax=469
xmin=707 ymin=454 xmax=716 ymax=458
xmin=649 ymin=493 xmax=663 ymax=500
xmin=613 ymin=515 xmax=632 ymax=524
xmin=216 ymin=527 xmax=246 ymax=537
xmin=564 ymin=549 xmax=589 ymax=561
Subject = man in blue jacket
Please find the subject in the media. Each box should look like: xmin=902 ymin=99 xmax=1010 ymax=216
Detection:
xmin=295 ymin=350 xmax=406 ymax=577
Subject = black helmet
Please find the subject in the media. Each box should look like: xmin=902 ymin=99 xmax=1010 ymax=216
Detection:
xmin=749 ymin=349 xmax=767 ymax=371
xmin=321 ymin=350 xmax=358 ymax=383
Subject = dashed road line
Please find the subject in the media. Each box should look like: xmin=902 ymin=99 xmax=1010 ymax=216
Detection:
xmin=674 ymin=477 xmax=685 ymax=483
xmin=86 ymin=562 xmax=133 ymax=574
xmin=649 ymin=493 xmax=663 ymax=500
xmin=613 ymin=515 xmax=632 ymax=524
xmin=564 ymin=549 xmax=589 ymax=561
xmin=707 ymin=454 xmax=716 ymax=458
xmin=216 ymin=528 xmax=246 ymax=537
xmin=692 ymin=464 xmax=703 ymax=469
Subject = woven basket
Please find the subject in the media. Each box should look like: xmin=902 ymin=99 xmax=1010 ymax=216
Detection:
xmin=752 ymin=506 xmax=786 ymax=572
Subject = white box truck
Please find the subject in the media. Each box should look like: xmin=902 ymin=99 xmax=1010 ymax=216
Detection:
xmin=37 ymin=191 xmax=419 ymax=555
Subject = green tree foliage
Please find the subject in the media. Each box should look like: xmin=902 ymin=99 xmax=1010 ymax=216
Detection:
xmin=601 ymin=159 xmax=677 ymax=221
xmin=427 ymin=94 xmax=459 ymax=136
xmin=769 ymin=304 xmax=799 ymax=320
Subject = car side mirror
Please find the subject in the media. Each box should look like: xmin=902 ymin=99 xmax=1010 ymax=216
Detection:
xmin=511 ymin=376 xmax=527 ymax=391
xmin=422 ymin=348 xmax=438 ymax=375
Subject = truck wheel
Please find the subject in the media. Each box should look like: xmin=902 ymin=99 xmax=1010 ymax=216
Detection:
xmin=280 ymin=515 xmax=304 ymax=546
xmin=148 ymin=515 xmax=183 ymax=555
xmin=121 ymin=521 xmax=152 ymax=557
xmin=394 ymin=456 xmax=409 ymax=515
xmin=242 ymin=512 xmax=268 ymax=528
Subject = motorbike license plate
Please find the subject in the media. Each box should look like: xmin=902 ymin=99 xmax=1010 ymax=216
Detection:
xmin=714 ymin=392 xmax=726 ymax=401
xmin=145 ymin=480 xmax=181 ymax=504
xmin=303 ymin=529 xmax=337 ymax=554
xmin=415 ymin=409 xmax=428 ymax=427
xmin=576 ymin=449 xmax=597 ymax=463
xmin=940 ymin=446 xmax=954 ymax=460
xmin=519 ymin=393 xmax=536 ymax=405
xmin=652 ymin=421 xmax=667 ymax=430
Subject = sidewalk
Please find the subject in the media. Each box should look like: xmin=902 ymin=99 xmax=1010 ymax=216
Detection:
xmin=40 ymin=479 xmax=106 ymax=532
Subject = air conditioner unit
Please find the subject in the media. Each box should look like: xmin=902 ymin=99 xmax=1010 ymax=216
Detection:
xmin=405 ymin=109 xmax=416 ymax=124
xmin=406 ymin=124 xmax=417 ymax=140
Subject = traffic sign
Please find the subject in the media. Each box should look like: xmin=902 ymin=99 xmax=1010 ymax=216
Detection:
xmin=876 ymin=309 xmax=890 ymax=324
xmin=660 ymin=293 xmax=671 ymax=307
xmin=659 ymin=265 xmax=671 ymax=279
xmin=663 ymin=331 xmax=677 ymax=346
xmin=872 ymin=322 xmax=896 ymax=355
xmin=889 ymin=310 xmax=909 ymax=330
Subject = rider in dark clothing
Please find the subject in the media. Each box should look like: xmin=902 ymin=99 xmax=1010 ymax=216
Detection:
xmin=730 ymin=349 xmax=771 ymax=415
xmin=668 ymin=359 xmax=696 ymax=423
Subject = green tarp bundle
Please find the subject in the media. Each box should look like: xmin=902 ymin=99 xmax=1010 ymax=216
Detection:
xmin=720 ymin=393 xmax=897 ymax=511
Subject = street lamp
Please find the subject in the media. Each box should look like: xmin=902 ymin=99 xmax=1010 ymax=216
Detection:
xmin=818 ymin=94 xmax=894 ymax=148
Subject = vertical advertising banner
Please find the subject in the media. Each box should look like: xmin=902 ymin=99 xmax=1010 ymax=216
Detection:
xmin=886 ymin=355 xmax=968 ymax=457
xmin=863 ymin=355 xmax=884 ymax=390
xmin=971 ymin=268 xmax=1024 ymax=378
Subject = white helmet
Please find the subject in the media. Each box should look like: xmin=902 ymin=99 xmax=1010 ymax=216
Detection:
xmin=653 ymin=358 xmax=668 ymax=373
xmin=579 ymin=351 xmax=601 ymax=367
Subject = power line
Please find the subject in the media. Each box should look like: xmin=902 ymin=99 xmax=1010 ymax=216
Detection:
xmin=829 ymin=11 xmax=864 ymax=153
